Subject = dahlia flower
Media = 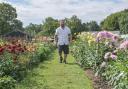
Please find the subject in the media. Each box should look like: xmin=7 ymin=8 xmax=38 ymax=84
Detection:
xmin=110 ymin=54 xmax=117 ymax=60
xmin=119 ymin=40 xmax=128 ymax=49
xmin=96 ymin=31 xmax=118 ymax=42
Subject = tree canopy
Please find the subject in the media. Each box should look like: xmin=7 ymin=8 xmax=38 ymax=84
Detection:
xmin=101 ymin=9 xmax=128 ymax=34
xmin=5 ymin=3 xmax=128 ymax=37
xmin=42 ymin=17 xmax=59 ymax=36
xmin=0 ymin=3 xmax=23 ymax=35
xmin=25 ymin=23 xmax=42 ymax=37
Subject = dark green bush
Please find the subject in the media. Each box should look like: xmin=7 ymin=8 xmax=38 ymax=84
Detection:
xmin=0 ymin=76 xmax=16 ymax=89
xmin=0 ymin=43 xmax=54 ymax=89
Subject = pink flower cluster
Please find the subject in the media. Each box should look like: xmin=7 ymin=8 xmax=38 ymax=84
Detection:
xmin=96 ymin=31 xmax=118 ymax=42
xmin=119 ymin=40 xmax=128 ymax=49
xmin=104 ymin=52 xmax=117 ymax=60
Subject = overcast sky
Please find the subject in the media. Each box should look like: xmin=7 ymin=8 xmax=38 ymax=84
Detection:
xmin=0 ymin=0 xmax=128 ymax=26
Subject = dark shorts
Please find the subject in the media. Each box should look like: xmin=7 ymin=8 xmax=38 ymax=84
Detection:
xmin=58 ymin=45 xmax=69 ymax=54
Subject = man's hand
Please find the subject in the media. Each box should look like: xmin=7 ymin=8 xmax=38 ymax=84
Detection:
xmin=54 ymin=35 xmax=58 ymax=48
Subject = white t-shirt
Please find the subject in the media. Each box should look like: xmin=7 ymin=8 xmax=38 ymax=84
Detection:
xmin=55 ymin=26 xmax=71 ymax=45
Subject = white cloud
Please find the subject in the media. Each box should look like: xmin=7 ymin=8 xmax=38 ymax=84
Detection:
xmin=0 ymin=0 xmax=128 ymax=26
xmin=0 ymin=0 xmax=6 ymax=2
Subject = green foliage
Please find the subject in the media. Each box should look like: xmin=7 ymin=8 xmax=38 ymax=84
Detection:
xmin=0 ymin=52 xmax=27 ymax=82
xmin=119 ymin=13 xmax=128 ymax=34
xmin=36 ymin=15 xmax=100 ymax=37
xmin=0 ymin=43 xmax=54 ymax=89
xmin=42 ymin=17 xmax=59 ymax=36
xmin=11 ymin=19 xmax=23 ymax=31
xmin=71 ymin=34 xmax=128 ymax=89
xmin=71 ymin=38 xmax=101 ymax=69
xmin=0 ymin=3 xmax=23 ymax=35
xmin=28 ymin=43 xmax=54 ymax=68
xmin=101 ymin=9 xmax=128 ymax=34
xmin=101 ymin=13 xmax=120 ymax=31
xmin=0 ymin=3 xmax=17 ymax=21
xmin=102 ymin=60 xmax=128 ymax=89
xmin=0 ymin=76 xmax=16 ymax=89
xmin=65 ymin=15 xmax=83 ymax=35
xmin=86 ymin=21 xmax=101 ymax=31
xmin=25 ymin=23 xmax=42 ymax=37
xmin=66 ymin=16 xmax=100 ymax=36
xmin=0 ymin=52 xmax=14 ymax=76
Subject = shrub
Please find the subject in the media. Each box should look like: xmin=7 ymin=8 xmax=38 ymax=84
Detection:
xmin=0 ymin=42 xmax=54 ymax=89
xmin=0 ymin=76 xmax=16 ymax=89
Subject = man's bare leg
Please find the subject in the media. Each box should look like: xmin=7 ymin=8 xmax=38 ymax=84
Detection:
xmin=59 ymin=52 xmax=63 ymax=63
xmin=64 ymin=54 xmax=67 ymax=64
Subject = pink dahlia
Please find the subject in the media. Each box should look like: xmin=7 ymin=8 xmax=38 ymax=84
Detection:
xmin=119 ymin=40 xmax=128 ymax=49
xmin=96 ymin=31 xmax=114 ymax=42
xmin=110 ymin=54 xmax=117 ymax=60
xmin=97 ymin=31 xmax=113 ymax=38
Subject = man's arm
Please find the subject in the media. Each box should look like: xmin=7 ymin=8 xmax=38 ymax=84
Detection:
xmin=54 ymin=34 xmax=58 ymax=44
xmin=54 ymin=29 xmax=58 ymax=46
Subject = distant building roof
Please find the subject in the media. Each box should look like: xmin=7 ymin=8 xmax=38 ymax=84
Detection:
xmin=83 ymin=31 xmax=120 ymax=35
xmin=4 ymin=30 xmax=30 ymax=38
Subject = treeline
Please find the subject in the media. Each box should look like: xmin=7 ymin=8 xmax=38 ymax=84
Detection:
xmin=25 ymin=16 xmax=100 ymax=37
xmin=0 ymin=2 xmax=128 ymax=37
xmin=0 ymin=3 xmax=23 ymax=35
xmin=101 ymin=9 xmax=128 ymax=34
xmin=0 ymin=3 xmax=100 ymax=37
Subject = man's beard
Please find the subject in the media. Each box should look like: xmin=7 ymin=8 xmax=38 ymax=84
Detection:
xmin=61 ymin=25 xmax=65 ymax=28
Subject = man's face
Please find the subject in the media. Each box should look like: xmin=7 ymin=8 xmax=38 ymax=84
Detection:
xmin=60 ymin=20 xmax=65 ymax=28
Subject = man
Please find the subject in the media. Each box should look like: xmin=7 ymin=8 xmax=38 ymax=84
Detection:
xmin=54 ymin=20 xmax=72 ymax=64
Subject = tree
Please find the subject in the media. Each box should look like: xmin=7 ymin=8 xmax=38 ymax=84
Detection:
xmin=65 ymin=16 xmax=100 ymax=35
xmin=119 ymin=13 xmax=128 ymax=34
xmin=11 ymin=19 xmax=23 ymax=31
xmin=0 ymin=3 xmax=17 ymax=35
xmin=25 ymin=23 xmax=42 ymax=37
xmin=100 ymin=9 xmax=128 ymax=33
xmin=82 ymin=23 xmax=89 ymax=31
xmin=65 ymin=15 xmax=83 ymax=35
xmin=101 ymin=14 xmax=120 ymax=31
xmin=42 ymin=17 xmax=59 ymax=36
xmin=86 ymin=21 xmax=100 ymax=31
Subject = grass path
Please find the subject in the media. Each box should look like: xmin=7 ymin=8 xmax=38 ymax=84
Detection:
xmin=16 ymin=51 xmax=93 ymax=89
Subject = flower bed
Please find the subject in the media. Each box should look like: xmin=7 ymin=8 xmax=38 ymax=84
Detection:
xmin=71 ymin=31 xmax=128 ymax=89
xmin=0 ymin=40 xmax=54 ymax=89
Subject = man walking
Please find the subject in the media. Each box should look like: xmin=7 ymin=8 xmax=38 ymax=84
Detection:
xmin=54 ymin=20 xmax=72 ymax=64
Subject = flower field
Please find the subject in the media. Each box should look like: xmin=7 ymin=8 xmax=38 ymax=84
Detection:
xmin=0 ymin=39 xmax=54 ymax=89
xmin=71 ymin=31 xmax=128 ymax=89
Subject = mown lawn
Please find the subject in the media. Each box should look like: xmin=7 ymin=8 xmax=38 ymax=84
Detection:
xmin=16 ymin=50 xmax=93 ymax=89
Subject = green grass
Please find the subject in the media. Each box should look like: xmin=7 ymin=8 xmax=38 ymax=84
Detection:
xmin=16 ymin=50 xmax=93 ymax=89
